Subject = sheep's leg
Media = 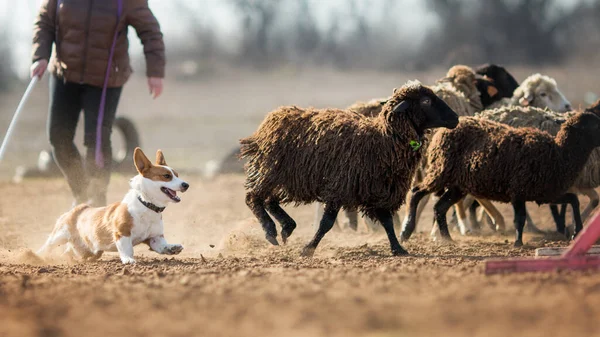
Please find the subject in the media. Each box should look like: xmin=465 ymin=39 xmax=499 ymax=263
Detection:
xmin=579 ymin=188 xmax=599 ymax=221
xmin=468 ymin=199 xmax=482 ymax=230
xmin=549 ymin=204 xmax=568 ymax=236
xmin=512 ymin=200 xmax=527 ymax=247
xmin=265 ymin=198 xmax=296 ymax=244
xmin=367 ymin=212 xmax=401 ymax=232
xmin=313 ymin=203 xmax=324 ymax=231
xmin=400 ymin=188 xmax=430 ymax=242
xmin=392 ymin=211 xmax=402 ymax=233
xmin=345 ymin=210 xmax=359 ymax=231
xmin=414 ymin=193 xmax=431 ymax=229
xmin=374 ymin=209 xmax=408 ymax=256
xmin=463 ymin=196 xmax=481 ymax=232
xmin=301 ymin=203 xmax=340 ymax=257
xmin=477 ymin=199 xmax=506 ymax=232
xmin=476 ymin=207 xmax=490 ymax=229
xmin=553 ymin=193 xmax=583 ymax=239
xmin=453 ymin=200 xmax=471 ymax=236
xmin=245 ymin=193 xmax=279 ymax=245
xmin=363 ymin=216 xmax=380 ymax=232
xmin=433 ymin=187 xmax=466 ymax=242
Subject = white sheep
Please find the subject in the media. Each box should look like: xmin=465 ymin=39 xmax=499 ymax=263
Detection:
xmin=488 ymin=73 xmax=571 ymax=112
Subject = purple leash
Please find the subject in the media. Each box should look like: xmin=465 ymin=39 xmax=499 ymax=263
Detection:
xmin=95 ymin=0 xmax=123 ymax=167
xmin=56 ymin=0 xmax=123 ymax=167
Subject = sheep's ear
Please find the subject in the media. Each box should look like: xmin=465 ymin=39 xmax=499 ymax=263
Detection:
xmin=519 ymin=93 xmax=533 ymax=106
xmin=392 ymin=100 xmax=410 ymax=114
xmin=379 ymin=99 xmax=388 ymax=106
xmin=487 ymin=85 xmax=499 ymax=98
xmin=393 ymin=87 xmax=399 ymax=94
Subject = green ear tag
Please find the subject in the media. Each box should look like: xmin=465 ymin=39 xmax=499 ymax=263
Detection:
xmin=410 ymin=140 xmax=422 ymax=151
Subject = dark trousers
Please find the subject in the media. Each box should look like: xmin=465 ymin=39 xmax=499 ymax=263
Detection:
xmin=48 ymin=75 xmax=123 ymax=205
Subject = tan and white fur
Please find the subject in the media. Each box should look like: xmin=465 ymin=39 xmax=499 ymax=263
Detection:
xmin=37 ymin=148 xmax=189 ymax=264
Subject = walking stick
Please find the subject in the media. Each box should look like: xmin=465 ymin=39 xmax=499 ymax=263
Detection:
xmin=0 ymin=76 xmax=39 ymax=162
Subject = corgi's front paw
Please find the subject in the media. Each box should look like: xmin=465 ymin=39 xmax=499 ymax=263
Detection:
xmin=120 ymin=256 xmax=136 ymax=264
xmin=165 ymin=244 xmax=183 ymax=255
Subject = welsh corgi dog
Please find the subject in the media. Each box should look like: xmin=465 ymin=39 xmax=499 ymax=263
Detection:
xmin=37 ymin=147 xmax=189 ymax=264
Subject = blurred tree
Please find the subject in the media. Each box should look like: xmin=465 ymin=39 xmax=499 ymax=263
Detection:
xmin=157 ymin=0 xmax=600 ymax=75
xmin=424 ymin=0 xmax=591 ymax=66
xmin=230 ymin=0 xmax=281 ymax=68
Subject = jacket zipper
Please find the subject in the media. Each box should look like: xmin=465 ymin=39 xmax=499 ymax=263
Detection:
xmin=80 ymin=0 xmax=95 ymax=84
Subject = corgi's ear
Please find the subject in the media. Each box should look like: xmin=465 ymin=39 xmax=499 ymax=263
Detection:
xmin=134 ymin=147 xmax=152 ymax=174
xmin=156 ymin=149 xmax=167 ymax=166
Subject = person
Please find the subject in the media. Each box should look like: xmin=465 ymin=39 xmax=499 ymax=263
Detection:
xmin=30 ymin=0 xmax=165 ymax=207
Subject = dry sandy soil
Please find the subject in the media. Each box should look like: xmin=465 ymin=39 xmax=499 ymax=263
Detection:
xmin=1 ymin=67 xmax=600 ymax=337
xmin=0 ymin=174 xmax=599 ymax=337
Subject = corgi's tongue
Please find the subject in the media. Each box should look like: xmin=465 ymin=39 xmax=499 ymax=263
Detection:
xmin=161 ymin=187 xmax=181 ymax=202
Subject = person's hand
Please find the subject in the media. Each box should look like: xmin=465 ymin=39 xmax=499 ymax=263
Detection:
xmin=30 ymin=59 xmax=48 ymax=79
xmin=148 ymin=77 xmax=163 ymax=99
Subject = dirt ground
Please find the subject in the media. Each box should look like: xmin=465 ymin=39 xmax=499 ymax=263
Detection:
xmin=2 ymin=67 xmax=600 ymax=337
xmin=1 ymin=174 xmax=599 ymax=337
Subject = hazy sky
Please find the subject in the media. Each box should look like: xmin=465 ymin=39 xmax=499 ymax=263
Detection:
xmin=0 ymin=0 xmax=584 ymax=78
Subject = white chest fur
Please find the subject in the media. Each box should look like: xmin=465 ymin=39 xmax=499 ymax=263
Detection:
xmin=123 ymin=191 xmax=165 ymax=246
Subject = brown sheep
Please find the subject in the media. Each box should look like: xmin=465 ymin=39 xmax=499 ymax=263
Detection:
xmin=240 ymin=81 xmax=459 ymax=257
xmin=401 ymin=112 xmax=600 ymax=247
xmin=477 ymin=100 xmax=600 ymax=234
xmin=336 ymin=65 xmax=491 ymax=232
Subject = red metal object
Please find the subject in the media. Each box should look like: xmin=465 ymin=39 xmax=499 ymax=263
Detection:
xmin=485 ymin=210 xmax=600 ymax=275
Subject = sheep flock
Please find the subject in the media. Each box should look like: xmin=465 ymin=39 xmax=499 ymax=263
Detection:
xmin=237 ymin=64 xmax=600 ymax=256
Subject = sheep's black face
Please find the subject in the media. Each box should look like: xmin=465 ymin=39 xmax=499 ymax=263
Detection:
xmin=475 ymin=64 xmax=519 ymax=98
xmin=476 ymin=77 xmax=500 ymax=107
xmin=420 ymin=94 xmax=459 ymax=130
xmin=573 ymin=113 xmax=600 ymax=146
xmin=390 ymin=82 xmax=458 ymax=133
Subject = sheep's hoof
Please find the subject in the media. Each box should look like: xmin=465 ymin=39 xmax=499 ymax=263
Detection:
xmin=281 ymin=228 xmax=294 ymax=244
xmin=300 ymin=246 xmax=315 ymax=258
xmin=513 ymin=240 xmax=523 ymax=248
xmin=562 ymin=228 xmax=571 ymax=240
xmin=265 ymin=234 xmax=279 ymax=246
xmin=391 ymin=246 xmax=409 ymax=256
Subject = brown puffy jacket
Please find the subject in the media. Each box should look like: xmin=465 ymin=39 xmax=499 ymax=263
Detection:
xmin=32 ymin=0 xmax=165 ymax=88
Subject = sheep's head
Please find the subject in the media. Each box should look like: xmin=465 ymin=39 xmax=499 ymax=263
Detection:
xmin=475 ymin=76 xmax=500 ymax=107
xmin=438 ymin=65 xmax=479 ymax=99
xmin=562 ymin=112 xmax=600 ymax=147
xmin=475 ymin=64 xmax=519 ymax=107
xmin=384 ymin=80 xmax=459 ymax=136
xmin=513 ymin=73 xmax=572 ymax=112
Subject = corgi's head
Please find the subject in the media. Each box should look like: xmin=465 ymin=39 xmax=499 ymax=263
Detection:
xmin=130 ymin=147 xmax=189 ymax=206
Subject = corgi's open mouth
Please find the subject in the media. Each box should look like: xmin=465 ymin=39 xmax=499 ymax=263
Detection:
xmin=161 ymin=187 xmax=181 ymax=202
